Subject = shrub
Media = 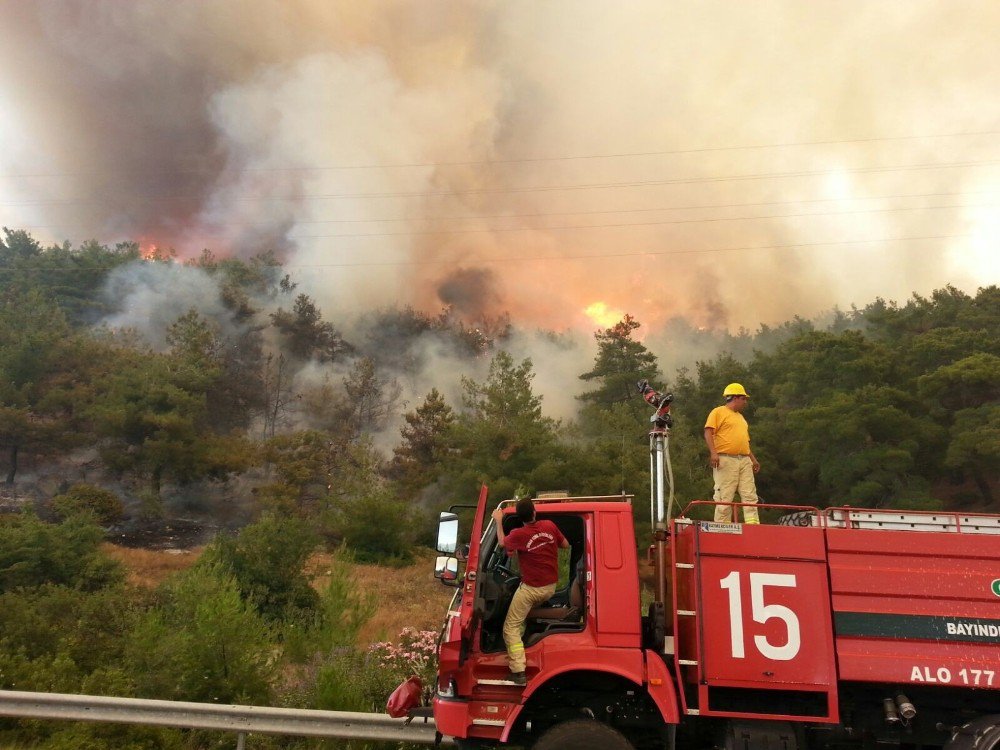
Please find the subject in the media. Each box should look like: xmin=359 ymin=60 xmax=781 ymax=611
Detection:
xmin=51 ymin=483 xmax=125 ymax=525
xmin=0 ymin=512 xmax=123 ymax=593
xmin=282 ymin=548 xmax=376 ymax=663
xmin=0 ymin=584 xmax=138 ymax=680
xmin=328 ymin=488 xmax=414 ymax=564
xmin=308 ymin=646 xmax=404 ymax=714
xmin=200 ymin=513 xmax=320 ymax=621
xmin=366 ymin=627 xmax=438 ymax=704
xmin=126 ymin=564 xmax=276 ymax=705
xmin=293 ymin=629 xmax=436 ymax=715
xmin=311 ymin=648 xmax=375 ymax=712
xmin=35 ymin=722 xmax=184 ymax=750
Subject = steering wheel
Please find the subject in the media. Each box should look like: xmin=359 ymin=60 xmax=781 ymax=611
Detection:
xmin=495 ymin=559 xmax=518 ymax=578
xmin=481 ymin=562 xmax=521 ymax=622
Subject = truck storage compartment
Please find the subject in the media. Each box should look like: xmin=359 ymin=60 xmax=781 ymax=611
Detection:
xmin=673 ymin=520 xmax=839 ymax=721
xmin=826 ymin=509 xmax=1000 ymax=690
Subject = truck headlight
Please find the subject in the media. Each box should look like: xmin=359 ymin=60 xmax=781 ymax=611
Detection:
xmin=437 ymin=678 xmax=456 ymax=698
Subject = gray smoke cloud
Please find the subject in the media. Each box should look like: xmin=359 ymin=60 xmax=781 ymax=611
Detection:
xmin=437 ymin=268 xmax=501 ymax=319
xmin=101 ymin=263 xmax=235 ymax=349
xmin=1 ymin=0 xmax=998 ymax=339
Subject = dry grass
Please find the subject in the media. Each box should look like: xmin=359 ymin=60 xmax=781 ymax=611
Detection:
xmin=102 ymin=543 xmax=202 ymax=589
xmin=306 ymin=548 xmax=454 ymax=645
xmin=106 ymin=543 xmax=453 ymax=647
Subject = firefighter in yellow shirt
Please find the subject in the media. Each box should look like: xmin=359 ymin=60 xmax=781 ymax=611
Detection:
xmin=704 ymin=383 xmax=761 ymax=524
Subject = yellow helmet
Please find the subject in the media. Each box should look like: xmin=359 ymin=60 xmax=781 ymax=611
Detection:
xmin=723 ymin=382 xmax=749 ymax=398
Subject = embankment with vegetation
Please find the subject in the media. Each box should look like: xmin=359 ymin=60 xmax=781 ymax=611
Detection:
xmin=0 ymin=510 xmax=450 ymax=749
xmin=0 ymin=229 xmax=997 ymax=747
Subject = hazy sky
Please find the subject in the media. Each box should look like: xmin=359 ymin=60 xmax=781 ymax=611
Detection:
xmin=1 ymin=0 xmax=998 ymax=332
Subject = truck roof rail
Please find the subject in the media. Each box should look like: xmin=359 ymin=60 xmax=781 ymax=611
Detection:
xmin=678 ymin=500 xmax=822 ymax=518
xmin=675 ymin=501 xmax=1000 ymax=534
xmin=498 ymin=493 xmax=634 ymax=508
xmin=825 ymin=507 xmax=1000 ymax=534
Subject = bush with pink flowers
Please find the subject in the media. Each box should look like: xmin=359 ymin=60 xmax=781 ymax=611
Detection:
xmin=366 ymin=627 xmax=438 ymax=703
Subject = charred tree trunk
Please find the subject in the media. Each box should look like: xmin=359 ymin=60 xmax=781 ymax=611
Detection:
xmin=262 ymin=353 xmax=290 ymax=440
xmin=5 ymin=444 xmax=18 ymax=485
xmin=151 ymin=466 xmax=162 ymax=498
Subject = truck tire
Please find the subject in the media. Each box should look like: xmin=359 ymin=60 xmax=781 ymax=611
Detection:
xmin=643 ymin=601 xmax=666 ymax=651
xmin=981 ymin=726 xmax=1000 ymax=750
xmin=945 ymin=715 xmax=1000 ymax=750
xmin=531 ymin=719 xmax=634 ymax=750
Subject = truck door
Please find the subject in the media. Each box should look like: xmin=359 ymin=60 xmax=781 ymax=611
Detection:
xmin=460 ymin=484 xmax=490 ymax=639
xmin=439 ymin=485 xmax=490 ymax=675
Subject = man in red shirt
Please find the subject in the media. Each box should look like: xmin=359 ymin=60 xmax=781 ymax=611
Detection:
xmin=491 ymin=499 xmax=569 ymax=685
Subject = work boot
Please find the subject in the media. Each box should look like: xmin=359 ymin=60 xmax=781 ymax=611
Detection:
xmin=509 ymin=672 xmax=527 ymax=686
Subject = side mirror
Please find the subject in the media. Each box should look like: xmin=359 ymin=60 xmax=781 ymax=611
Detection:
xmin=436 ymin=511 xmax=459 ymax=554
xmin=434 ymin=556 xmax=459 ymax=585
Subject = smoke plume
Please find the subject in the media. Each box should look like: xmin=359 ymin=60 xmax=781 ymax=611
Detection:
xmin=1 ymin=0 xmax=998 ymax=337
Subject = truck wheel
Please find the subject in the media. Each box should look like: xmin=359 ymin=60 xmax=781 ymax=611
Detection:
xmin=945 ymin=715 xmax=1000 ymax=750
xmin=532 ymin=719 xmax=634 ymax=750
xmin=643 ymin=601 xmax=666 ymax=651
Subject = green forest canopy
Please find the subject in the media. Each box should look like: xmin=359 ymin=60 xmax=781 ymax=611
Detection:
xmin=1 ymin=228 xmax=997 ymax=548
xmin=1 ymin=227 xmax=998 ymax=748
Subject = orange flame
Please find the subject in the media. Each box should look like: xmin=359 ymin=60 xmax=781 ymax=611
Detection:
xmin=136 ymin=237 xmax=180 ymax=262
xmin=138 ymin=238 xmax=161 ymax=260
xmin=584 ymin=301 xmax=626 ymax=329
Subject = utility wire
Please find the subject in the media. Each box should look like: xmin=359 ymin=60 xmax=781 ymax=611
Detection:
xmin=1 ymin=158 xmax=997 ymax=207
xmin=272 ymin=201 xmax=1000 ymax=239
xmin=14 ymin=189 xmax=997 ymax=232
xmin=282 ymin=233 xmax=975 ymax=268
xmin=24 ymin=200 xmax=984 ymax=243
xmin=2 ymin=129 xmax=998 ymax=178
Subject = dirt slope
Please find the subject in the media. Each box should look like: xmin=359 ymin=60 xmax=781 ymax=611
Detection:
xmin=103 ymin=544 xmax=453 ymax=646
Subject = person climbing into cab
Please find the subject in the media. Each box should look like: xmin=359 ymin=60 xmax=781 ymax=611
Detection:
xmin=490 ymin=499 xmax=569 ymax=685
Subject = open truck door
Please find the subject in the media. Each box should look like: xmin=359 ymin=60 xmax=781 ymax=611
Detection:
xmin=438 ymin=485 xmax=490 ymax=680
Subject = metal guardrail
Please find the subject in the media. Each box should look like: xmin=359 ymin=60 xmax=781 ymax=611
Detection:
xmin=0 ymin=690 xmax=451 ymax=746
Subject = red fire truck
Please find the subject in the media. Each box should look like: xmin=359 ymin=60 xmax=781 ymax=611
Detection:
xmin=429 ymin=386 xmax=1000 ymax=750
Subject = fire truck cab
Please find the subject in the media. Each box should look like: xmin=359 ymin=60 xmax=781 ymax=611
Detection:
xmin=431 ymin=488 xmax=1000 ymax=750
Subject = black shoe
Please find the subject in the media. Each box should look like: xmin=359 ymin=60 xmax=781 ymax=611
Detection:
xmin=509 ymin=672 xmax=527 ymax=686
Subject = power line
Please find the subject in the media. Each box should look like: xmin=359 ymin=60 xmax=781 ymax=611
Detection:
xmin=278 ymin=201 xmax=1000 ymax=239
xmin=2 ymin=158 xmax=997 ymax=207
xmin=2 ymin=129 xmax=998 ymax=178
xmin=14 ymin=189 xmax=996 ymax=232
xmin=283 ymin=234 xmax=977 ymax=267
xmin=35 ymin=200 xmax=983 ymax=243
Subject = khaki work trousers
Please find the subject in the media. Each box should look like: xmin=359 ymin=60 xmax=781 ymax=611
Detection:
xmin=502 ymin=582 xmax=556 ymax=673
xmin=712 ymin=454 xmax=760 ymax=524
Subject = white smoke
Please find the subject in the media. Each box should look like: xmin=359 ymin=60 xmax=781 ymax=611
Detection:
xmin=101 ymin=262 xmax=235 ymax=349
xmin=1 ymin=0 xmax=998 ymax=372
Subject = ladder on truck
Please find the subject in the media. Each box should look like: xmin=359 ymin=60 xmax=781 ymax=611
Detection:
xmin=825 ymin=508 xmax=1000 ymax=534
xmin=669 ymin=517 xmax=701 ymax=717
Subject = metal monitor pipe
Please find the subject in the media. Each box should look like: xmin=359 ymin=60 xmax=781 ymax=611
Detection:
xmin=639 ymin=380 xmax=675 ymax=605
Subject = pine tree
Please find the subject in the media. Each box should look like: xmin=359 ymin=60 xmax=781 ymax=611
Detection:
xmin=388 ymin=388 xmax=455 ymax=493
xmin=579 ymin=315 xmax=660 ymax=408
xmin=271 ymin=294 xmax=352 ymax=363
xmin=343 ymin=356 xmax=402 ymax=437
xmin=445 ymin=351 xmax=560 ymax=499
xmin=0 ymin=289 xmax=93 ymax=483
